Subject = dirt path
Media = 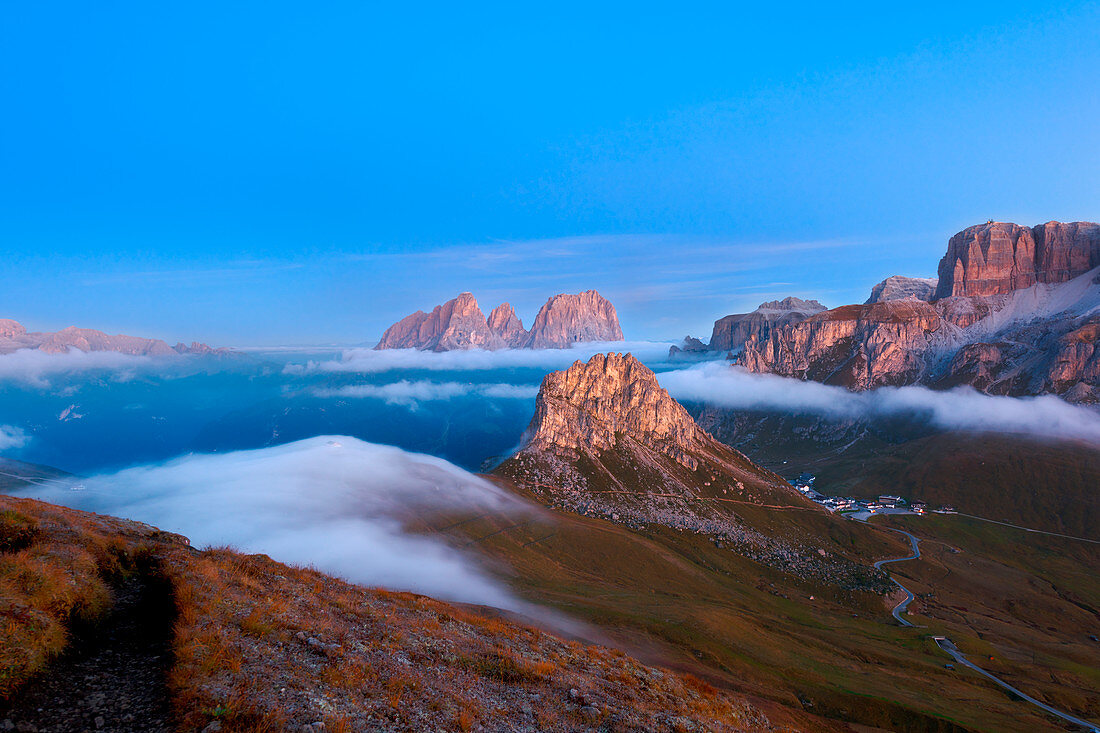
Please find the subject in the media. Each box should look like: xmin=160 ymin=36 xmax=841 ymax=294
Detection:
xmin=1 ymin=574 xmax=175 ymax=733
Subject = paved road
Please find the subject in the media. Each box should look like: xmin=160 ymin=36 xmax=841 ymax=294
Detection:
xmin=934 ymin=637 xmax=1100 ymax=732
xmin=871 ymin=526 xmax=920 ymax=627
xmin=953 ymin=512 xmax=1100 ymax=545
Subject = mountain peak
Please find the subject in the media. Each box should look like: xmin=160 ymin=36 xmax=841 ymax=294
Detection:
xmin=523 ymin=352 xmax=705 ymax=468
xmin=375 ymin=292 xmax=503 ymax=351
xmin=486 ymin=303 xmax=527 ymax=347
xmin=523 ymin=290 xmax=623 ymax=349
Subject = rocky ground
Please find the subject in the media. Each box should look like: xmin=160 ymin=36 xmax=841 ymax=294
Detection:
xmin=1 ymin=576 xmax=174 ymax=733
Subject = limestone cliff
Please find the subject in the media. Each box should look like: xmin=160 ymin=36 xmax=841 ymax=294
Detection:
xmin=374 ymin=293 xmax=503 ymax=351
xmin=738 ymin=220 xmax=1100 ymax=399
xmin=865 ymin=276 xmax=937 ymax=304
xmin=523 ymin=290 xmax=623 ymax=349
xmin=376 ymin=290 xmax=623 ymax=351
xmin=935 ymin=220 xmax=1100 ymax=298
xmin=739 ymin=301 xmax=943 ymax=389
xmin=495 ymin=354 xmax=887 ymax=583
xmin=486 ymin=303 xmax=528 ymax=347
xmin=709 ymin=297 xmax=826 ymax=353
xmin=502 ymin=353 xmax=803 ymax=507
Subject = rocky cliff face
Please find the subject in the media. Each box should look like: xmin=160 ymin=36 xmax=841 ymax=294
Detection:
xmin=521 ymin=353 xmax=710 ymax=470
xmin=0 ymin=319 xmax=224 ymax=357
xmin=709 ymin=297 xmax=826 ymax=353
xmin=497 ymin=354 xmax=888 ymax=584
xmin=866 ymin=276 xmax=937 ymax=304
xmin=739 ymin=300 xmax=944 ymax=389
xmin=486 ymin=303 xmax=528 ymax=347
xmin=935 ymin=221 xmax=1100 ymax=298
xmin=374 ymin=293 xmax=503 ymax=351
xmin=523 ymin=290 xmax=623 ymax=349
xmin=738 ymin=221 xmax=1100 ymax=400
xmin=376 ymin=290 xmax=623 ymax=351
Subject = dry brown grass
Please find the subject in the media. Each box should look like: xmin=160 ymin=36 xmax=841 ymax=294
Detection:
xmin=0 ymin=496 xmax=175 ymax=701
xmin=1 ymin=495 xmax=773 ymax=732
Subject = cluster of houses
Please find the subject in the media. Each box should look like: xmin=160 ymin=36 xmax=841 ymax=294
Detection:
xmin=790 ymin=472 xmax=957 ymax=516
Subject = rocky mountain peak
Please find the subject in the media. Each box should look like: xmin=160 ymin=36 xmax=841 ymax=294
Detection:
xmin=522 ymin=352 xmax=706 ymax=468
xmin=374 ymin=292 xmax=503 ymax=351
xmin=523 ymin=290 xmax=623 ymax=349
xmin=865 ymin=276 xmax=938 ymax=304
xmin=486 ymin=303 xmax=528 ymax=347
xmin=0 ymin=319 xmax=26 ymax=338
xmin=935 ymin=220 xmax=1100 ymax=298
xmin=755 ymin=297 xmax=827 ymax=314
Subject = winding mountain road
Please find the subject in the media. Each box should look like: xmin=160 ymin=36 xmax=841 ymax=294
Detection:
xmin=934 ymin=637 xmax=1099 ymax=732
xmin=872 ymin=526 xmax=920 ymax=627
xmin=868 ymin=521 xmax=1099 ymax=731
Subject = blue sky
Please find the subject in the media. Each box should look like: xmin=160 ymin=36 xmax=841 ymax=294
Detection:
xmin=2 ymin=2 xmax=1098 ymax=345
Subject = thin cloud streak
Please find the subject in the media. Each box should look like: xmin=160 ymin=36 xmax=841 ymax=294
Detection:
xmin=314 ymin=380 xmax=539 ymax=406
xmin=291 ymin=341 xmax=676 ymax=375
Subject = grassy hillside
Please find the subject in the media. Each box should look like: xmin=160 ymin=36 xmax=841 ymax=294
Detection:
xmin=435 ymin=477 xmax=1099 ymax=732
xmin=0 ymin=494 xmax=778 ymax=732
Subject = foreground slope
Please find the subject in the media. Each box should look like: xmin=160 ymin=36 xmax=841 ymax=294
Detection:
xmin=0 ymin=494 xmax=774 ymax=732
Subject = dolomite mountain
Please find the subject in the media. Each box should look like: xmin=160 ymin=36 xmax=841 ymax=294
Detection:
xmin=0 ymin=319 xmax=225 ymax=356
xmin=375 ymin=290 xmax=623 ymax=351
xmin=708 ymin=297 xmax=827 ymax=354
xmin=734 ymin=220 xmax=1100 ymax=401
xmin=865 ymin=275 xmax=938 ymax=304
xmin=936 ymin=221 xmax=1100 ymax=298
xmin=496 ymin=353 xmax=888 ymax=584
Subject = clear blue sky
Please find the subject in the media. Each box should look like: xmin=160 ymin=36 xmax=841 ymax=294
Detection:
xmin=2 ymin=2 xmax=1098 ymax=345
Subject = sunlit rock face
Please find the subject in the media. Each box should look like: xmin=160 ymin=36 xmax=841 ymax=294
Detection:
xmin=486 ymin=303 xmax=528 ymax=347
xmin=739 ymin=300 xmax=943 ymax=389
xmin=522 ymin=290 xmax=623 ymax=349
xmin=865 ymin=276 xmax=937 ymax=304
xmin=523 ymin=352 xmax=708 ymax=469
xmin=376 ymin=290 xmax=623 ymax=351
xmin=935 ymin=221 xmax=1100 ymax=298
xmin=737 ymin=221 xmax=1100 ymax=399
xmin=374 ymin=292 xmax=504 ymax=351
xmin=708 ymin=297 xmax=826 ymax=354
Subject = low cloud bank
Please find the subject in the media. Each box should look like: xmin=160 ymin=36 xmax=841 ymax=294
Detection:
xmin=659 ymin=362 xmax=1100 ymax=444
xmin=0 ymin=349 xmax=151 ymax=387
xmin=314 ymin=380 xmax=539 ymax=406
xmin=0 ymin=425 xmax=28 ymax=450
xmin=20 ymin=437 xmax=537 ymax=610
xmin=291 ymin=341 xmax=675 ymax=375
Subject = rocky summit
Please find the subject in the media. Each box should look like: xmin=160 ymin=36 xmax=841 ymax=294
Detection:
xmin=736 ymin=220 xmax=1100 ymax=400
xmin=708 ymin=297 xmax=827 ymax=354
xmin=936 ymin=220 xmax=1100 ymax=298
xmin=865 ymin=275 xmax=938 ymax=304
xmin=497 ymin=353 xmax=890 ymax=584
xmin=522 ymin=290 xmax=623 ymax=349
xmin=376 ymin=290 xmax=623 ymax=351
xmin=0 ymin=320 xmax=224 ymax=356
xmin=374 ymin=292 xmax=503 ymax=351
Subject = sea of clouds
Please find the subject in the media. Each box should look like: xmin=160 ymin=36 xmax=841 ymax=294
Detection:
xmin=18 ymin=436 xmax=540 ymax=610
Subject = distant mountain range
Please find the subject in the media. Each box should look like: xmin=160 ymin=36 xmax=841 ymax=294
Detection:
xmin=375 ymin=290 xmax=623 ymax=351
xmin=0 ymin=319 xmax=226 ymax=357
xmin=676 ymin=220 xmax=1100 ymax=402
